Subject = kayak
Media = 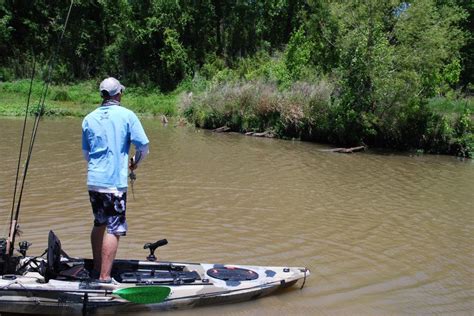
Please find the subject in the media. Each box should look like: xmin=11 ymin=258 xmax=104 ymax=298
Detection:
xmin=0 ymin=231 xmax=309 ymax=315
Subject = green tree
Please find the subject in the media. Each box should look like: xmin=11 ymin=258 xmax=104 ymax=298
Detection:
xmin=394 ymin=0 xmax=467 ymax=96
xmin=160 ymin=28 xmax=189 ymax=90
xmin=309 ymin=0 xmax=467 ymax=146
xmin=284 ymin=27 xmax=314 ymax=82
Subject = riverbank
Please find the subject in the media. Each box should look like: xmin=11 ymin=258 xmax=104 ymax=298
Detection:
xmin=0 ymin=80 xmax=178 ymax=117
xmin=1 ymin=80 xmax=472 ymax=158
xmin=182 ymin=81 xmax=473 ymax=158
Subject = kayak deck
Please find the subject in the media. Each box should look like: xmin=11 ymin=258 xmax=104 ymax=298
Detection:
xmin=0 ymin=232 xmax=310 ymax=315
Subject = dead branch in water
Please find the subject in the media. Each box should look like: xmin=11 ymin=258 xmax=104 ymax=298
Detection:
xmin=245 ymin=131 xmax=276 ymax=138
xmin=213 ymin=126 xmax=231 ymax=133
xmin=321 ymin=146 xmax=366 ymax=153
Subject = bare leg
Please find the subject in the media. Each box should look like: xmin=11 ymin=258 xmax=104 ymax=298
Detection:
xmin=91 ymin=225 xmax=105 ymax=273
xmin=99 ymin=232 xmax=120 ymax=280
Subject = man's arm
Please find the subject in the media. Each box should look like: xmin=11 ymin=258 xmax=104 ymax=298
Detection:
xmin=82 ymin=120 xmax=90 ymax=161
xmin=82 ymin=150 xmax=89 ymax=161
xmin=129 ymin=111 xmax=149 ymax=170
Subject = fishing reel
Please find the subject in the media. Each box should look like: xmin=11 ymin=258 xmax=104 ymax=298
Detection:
xmin=0 ymin=238 xmax=7 ymax=271
xmin=0 ymin=238 xmax=21 ymax=274
xmin=0 ymin=239 xmax=6 ymax=257
xmin=17 ymin=241 xmax=32 ymax=257
xmin=144 ymin=239 xmax=168 ymax=261
xmin=0 ymin=239 xmax=30 ymax=257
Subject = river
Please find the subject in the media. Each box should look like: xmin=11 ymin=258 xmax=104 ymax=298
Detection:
xmin=0 ymin=117 xmax=473 ymax=315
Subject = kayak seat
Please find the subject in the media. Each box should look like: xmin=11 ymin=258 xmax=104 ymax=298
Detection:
xmin=117 ymin=270 xmax=201 ymax=284
xmin=42 ymin=231 xmax=89 ymax=281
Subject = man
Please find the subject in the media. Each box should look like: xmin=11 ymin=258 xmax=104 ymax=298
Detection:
xmin=82 ymin=77 xmax=149 ymax=282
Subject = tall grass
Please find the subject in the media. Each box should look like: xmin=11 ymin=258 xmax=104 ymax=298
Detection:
xmin=0 ymin=80 xmax=178 ymax=117
xmin=181 ymin=79 xmax=334 ymax=138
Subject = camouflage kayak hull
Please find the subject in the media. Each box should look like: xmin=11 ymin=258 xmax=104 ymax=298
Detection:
xmin=0 ymin=259 xmax=309 ymax=315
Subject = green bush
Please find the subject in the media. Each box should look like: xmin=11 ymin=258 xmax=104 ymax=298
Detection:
xmin=51 ymin=89 xmax=71 ymax=101
xmin=451 ymin=109 xmax=473 ymax=157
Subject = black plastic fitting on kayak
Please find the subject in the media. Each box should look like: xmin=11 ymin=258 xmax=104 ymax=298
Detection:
xmin=18 ymin=241 xmax=32 ymax=257
xmin=144 ymin=239 xmax=168 ymax=261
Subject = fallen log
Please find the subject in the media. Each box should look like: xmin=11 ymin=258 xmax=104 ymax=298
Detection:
xmin=245 ymin=131 xmax=276 ymax=138
xmin=213 ymin=126 xmax=231 ymax=133
xmin=321 ymin=146 xmax=366 ymax=153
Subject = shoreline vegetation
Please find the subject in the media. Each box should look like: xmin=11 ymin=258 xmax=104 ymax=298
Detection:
xmin=0 ymin=80 xmax=178 ymax=117
xmin=1 ymin=79 xmax=472 ymax=158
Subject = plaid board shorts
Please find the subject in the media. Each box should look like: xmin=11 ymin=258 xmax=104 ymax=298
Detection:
xmin=88 ymin=191 xmax=128 ymax=236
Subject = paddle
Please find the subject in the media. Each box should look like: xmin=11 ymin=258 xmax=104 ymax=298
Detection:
xmin=113 ymin=286 xmax=171 ymax=304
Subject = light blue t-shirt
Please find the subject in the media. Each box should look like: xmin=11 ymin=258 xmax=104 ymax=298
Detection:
xmin=82 ymin=101 xmax=149 ymax=189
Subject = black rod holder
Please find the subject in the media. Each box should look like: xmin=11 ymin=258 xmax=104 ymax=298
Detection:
xmin=144 ymin=239 xmax=168 ymax=261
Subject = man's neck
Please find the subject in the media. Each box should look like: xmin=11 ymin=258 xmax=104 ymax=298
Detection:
xmin=102 ymin=99 xmax=120 ymax=106
xmin=102 ymin=93 xmax=121 ymax=103
xmin=102 ymin=93 xmax=122 ymax=105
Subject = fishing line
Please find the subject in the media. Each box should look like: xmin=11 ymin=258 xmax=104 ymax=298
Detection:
xmin=7 ymin=0 xmax=75 ymax=256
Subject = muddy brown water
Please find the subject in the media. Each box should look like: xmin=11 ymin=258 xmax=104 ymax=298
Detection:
xmin=0 ymin=117 xmax=473 ymax=315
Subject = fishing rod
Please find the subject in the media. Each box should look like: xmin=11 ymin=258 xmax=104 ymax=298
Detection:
xmin=8 ymin=57 xmax=36 ymax=235
xmin=6 ymin=1 xmax=75 ymax=257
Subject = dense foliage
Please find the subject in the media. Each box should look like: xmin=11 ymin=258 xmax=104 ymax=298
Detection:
xmin=0 ymin=0 xmax=472 ymax=156
xmin=0 ymin=0 xmax=303 ymax=89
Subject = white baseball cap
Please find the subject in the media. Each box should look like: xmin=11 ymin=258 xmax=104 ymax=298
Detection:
xmin=99 ymin=77 xmax=125 ymax=97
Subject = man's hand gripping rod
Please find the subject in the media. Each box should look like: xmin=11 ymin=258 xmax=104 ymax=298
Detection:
xmin=129 ymin=157 xmax=137 ymax=200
